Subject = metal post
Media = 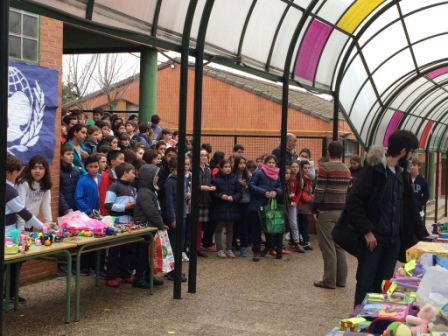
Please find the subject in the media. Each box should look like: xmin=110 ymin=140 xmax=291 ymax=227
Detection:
xmin=188 ymin=0 xmax=214 ymax=294
xmin=435 ymin=152 xmax=440 ymax=222
xmin=173 ymin=0 xmax=198 ymax=300
xmin=424 ymin=150 xmax=429 ymax=224
xmin=445 ymin=151 xmax=448 ymax=217
xmin=322 ymin=137 xmax=328 ymax=158
xmin=139 ymin=47 xmax=158 ymax=124
xmin=0 ymin=1 xmax=9 ymax=333
xmin=333 ymin=93 xmax=339 ymax=141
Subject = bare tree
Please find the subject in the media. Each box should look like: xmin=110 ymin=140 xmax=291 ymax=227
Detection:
xmin=63 ymin=54 xmax=98 ymax=101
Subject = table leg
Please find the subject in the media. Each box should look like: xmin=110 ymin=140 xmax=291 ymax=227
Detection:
xmin=64 ymin=251 xmax=72 ymax=323
xmin=95 ymin=251 xmax=100 ymax=287
xmin=4 ymin=264 xmax=11 ymax=311
xmin=75 ymin=246 xmax=84 ymax=322
xmin=149 ymin=233 xmax=154 ymax=295
xmin=14 ymin=264 xmax=20 ymax=311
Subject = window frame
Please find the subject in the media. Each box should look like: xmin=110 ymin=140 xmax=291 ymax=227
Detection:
xmin=8 ymin=9 xmax=40 ymax=64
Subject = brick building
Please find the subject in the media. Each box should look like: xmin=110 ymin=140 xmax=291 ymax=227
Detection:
xmin=66 ymin=61 xmax=357 ymax=162
xmin=8 ymin=11 xmax=63 ymax=283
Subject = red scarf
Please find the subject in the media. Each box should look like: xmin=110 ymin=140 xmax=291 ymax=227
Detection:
xmin=261 ymin=164 xmax=279 ymax=180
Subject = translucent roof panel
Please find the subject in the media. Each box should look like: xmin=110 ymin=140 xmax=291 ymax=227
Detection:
xmin=13 ymin=0 xmax=448 ymax=150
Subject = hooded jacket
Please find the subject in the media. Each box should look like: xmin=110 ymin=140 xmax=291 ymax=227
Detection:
xmin=212 ymin=171 xmax=242 ymax=222
xmin=134 ymin=164 xmax=164 ymax=229
xmin=59 ymin=163 xmax=80 ymax=215
xmin=332 ymin=145 xmax=429 ymax=261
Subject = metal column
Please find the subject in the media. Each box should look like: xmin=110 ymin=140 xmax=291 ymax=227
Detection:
xmin=188 ymin=0 xmax=214 ymax=294
xmin=445 ymin=151 xmax=448 ymax=217
xmin=435 ymin=152 xmax=440 ymax=222
xmin=173 ymin=0 xmax=198 ymax=299
xmin=139 ymin=48 xmax=158 ymax=124
xmin=333 ymin=93 xmax=339 ymax=141
xmin=0 ymin=0 xmax=10 ymax=333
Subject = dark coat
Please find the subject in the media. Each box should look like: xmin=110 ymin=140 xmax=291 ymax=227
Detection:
xmin=332 ymin=145 xmax=429 ymax=262
xmin=134 ymin=164 xmax=164 ymax=229
xmin=212 ymin=172 xmax=242 ymax=222
xmin=272 ymin=146 xmax=296 ymax=165
xmin=248 ymin=168 xmax=283 ymax=212
xmin=199 ymin=165 xmax=212 ymax=206
xmin=59 ymin=163 xmax=80 ymax=215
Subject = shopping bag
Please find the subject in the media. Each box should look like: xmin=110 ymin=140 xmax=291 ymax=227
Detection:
xmin=417 ymin=265 xmax=448 ymax=308
xmin=259 ymin=198 xmax=285 ymax=234
xmin=152 ymin=230 xmax=175 ymax=274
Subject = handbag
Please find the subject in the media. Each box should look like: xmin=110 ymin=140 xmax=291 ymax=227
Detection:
xmin=259 ymin=198 xmax=285 ymax=234
xmin=151 ymin=230 xmax=175 ymax=274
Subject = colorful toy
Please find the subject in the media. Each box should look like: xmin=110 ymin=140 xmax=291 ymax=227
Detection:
xmin=5 ymin=237 xmax=19 ymax=255
xmin=383 ymin=322 xmax=412 ymax=336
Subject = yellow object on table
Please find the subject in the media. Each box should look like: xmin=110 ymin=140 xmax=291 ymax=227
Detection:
xmin=406 ymin=241 xmax=448 ymax=262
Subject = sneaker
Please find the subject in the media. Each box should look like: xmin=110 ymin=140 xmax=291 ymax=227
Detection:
xmin=122 ymin=276 xmax=134 ymax=284
xmin=252 ymin=253 xmax=261 ymax=262
xmin=166 ymin=271 xmax=187 ymax=282
xmin=105 ymin=279 xmax=120 ymax=288
xmin=132 ymin=279 xmax=151 ymax=289
xmin=240 ymin=247 xmax=248 ymax=257
xmin=304 ymin=243 xmax=313 ymax=251
xmin=182 ymin=252 xmax=190 ymax=262
xmin=217 ymin=250 xmax=227 ymax=258
xmin=295 ymin=244 xmax=306 ymax=253
xmin=270 ymin=250 xmax=277 ymax=256
xmin=226 ymin=250 xmax=236 ymax=258
xmin=282 ymin=248 xmax=291 ymax=255
xmin=197 ymin=251 xmax=208 ymax=258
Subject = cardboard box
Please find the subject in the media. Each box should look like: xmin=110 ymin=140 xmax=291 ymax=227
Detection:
xmin=406 ymin=242 xmax=448 ymax=262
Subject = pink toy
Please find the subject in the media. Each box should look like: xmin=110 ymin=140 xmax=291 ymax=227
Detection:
xmin=406 ymin=304 xmax=438 ymax=335
xmin=58 ymin=211 xmax=109 ymax=233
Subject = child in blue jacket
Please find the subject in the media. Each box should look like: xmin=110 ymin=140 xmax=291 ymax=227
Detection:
xmin=60 ymin=144 xmax=80 ymax=216
xmin=75 ymin=155 xmax=101 ymax=216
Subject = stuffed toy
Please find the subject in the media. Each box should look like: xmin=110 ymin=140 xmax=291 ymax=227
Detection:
xmin=406 ymin=304 xmax=438 ymax=335
xmin=429 ymin=305 xmax=448 ymax=332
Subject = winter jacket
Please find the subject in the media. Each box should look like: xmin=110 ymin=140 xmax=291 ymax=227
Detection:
xmin=99 ymin=169 xmax=117 ymax=216
xmin=59 ymin=163 xmax=80 ymax=215
xmin=134 ymin=164 xmax=164 ymax=229
xmin=5 ymin=181 xmax=43 ymax=234
xmin=105 ymin=179 xmax=136 ymax=218
xmin=287 ymin=178 xmax=302 ymax=205
xmin=163 ymin=174 xmax=180 ymax=223
xmin=66 ymin=140 xmax=87 ymax=174
xmin=212 ymin=172 xmax=242 ymax=222
xmin=272 ymin=146 xmax=297 ymax=165
xmin=410 ymin=174 xmax=429 ymax=213
xmin=131 ymin=133 xmax=150 ymax=147
xmin=298 ymin=176 xmax=313 ymax=214
xmin=237 ymin=171 xmax=251 ymax=204
xmin=199 ymin=165 xmax=212 ymax=206
xmin=248 ymin=168 xmax=283 ymax=212
xmin=332 ymin=145 xmax=429 ymax=261
xmin=84 ymin=140 xmax=97 ymax=154
xmin=75 ymin=173 xmax=101 ymax=215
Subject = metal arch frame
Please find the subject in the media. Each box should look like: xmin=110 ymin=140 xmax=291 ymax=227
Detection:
xmin=236 ymin=0 xmax=257 ymax=63
xmin=188 ymin=0 xmax=215 ymax=295
xmin=265 ymin=2 xmax=291 ymax=71
xmin=151 ymin=0 xmax=163 ymax=37
xmin=172 ymin=0 xmax=199 ymax=300
xmin=86 ymin=0 xmax=94 ymax=20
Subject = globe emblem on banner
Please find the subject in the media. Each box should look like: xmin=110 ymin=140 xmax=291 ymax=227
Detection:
xmin=7 ymin=66 xmax=45 ymax=153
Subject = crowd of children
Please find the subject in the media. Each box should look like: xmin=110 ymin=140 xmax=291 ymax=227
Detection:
xmin=6 ymin=108 xmax=430 ymax=297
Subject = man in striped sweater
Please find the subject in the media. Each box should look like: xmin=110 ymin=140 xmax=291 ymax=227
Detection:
xmin=312 ymin=141 xmax=352 ymax=289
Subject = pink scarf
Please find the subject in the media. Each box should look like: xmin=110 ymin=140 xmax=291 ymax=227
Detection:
xmin=261 ymin=164 xmax=279 ymax=180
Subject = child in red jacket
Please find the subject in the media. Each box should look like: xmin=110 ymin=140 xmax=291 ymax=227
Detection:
xmin=287 ymin=161 xmax=305 ymax=253
xmin=99 ymin=150 xmax=125 ymax=216
xmin=298 ymin=160 xmax=313 ymax=250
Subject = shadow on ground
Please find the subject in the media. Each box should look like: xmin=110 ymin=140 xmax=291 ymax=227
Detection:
xmin=4 ymin=237 xmax=358 ymax=336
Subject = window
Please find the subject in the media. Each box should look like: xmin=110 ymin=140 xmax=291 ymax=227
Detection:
xmin=9 ymin=9 xmax=39 ymax=62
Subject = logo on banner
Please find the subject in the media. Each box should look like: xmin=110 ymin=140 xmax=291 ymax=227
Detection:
xmin=7 ymin=66 xmax=45 ymax=153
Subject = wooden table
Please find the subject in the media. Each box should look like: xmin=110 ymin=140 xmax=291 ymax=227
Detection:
xmin=4 ymin=242 xmax=77 ymax=323
xmin=65 ymin=227 xmax=158 ymax=321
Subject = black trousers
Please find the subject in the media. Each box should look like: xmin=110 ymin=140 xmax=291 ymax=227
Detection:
xmin=202 ymin=212 xmax=216 ymax=248
xmin=249 ymin=209 xmax=262 ymax=253
xmin=105 ymin=245 xmax=135 ymax=280
xmin=135 ymin=240 xmax=150 ymax=280
xmin=354 ymin=239 xmax=400 ymax=306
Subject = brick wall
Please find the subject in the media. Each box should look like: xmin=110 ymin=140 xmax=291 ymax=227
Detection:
xmin=19 ymin=16 xmax=63 ymax=284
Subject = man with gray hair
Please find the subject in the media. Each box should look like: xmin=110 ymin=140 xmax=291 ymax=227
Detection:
xmin=272 ymin=133 xmax=298 ymax=165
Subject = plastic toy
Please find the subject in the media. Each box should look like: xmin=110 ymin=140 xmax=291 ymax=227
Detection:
xmin=35 ymin=238 xmax=42 ymax=246
xmin=383 ymin=322 xmax=412 ymax=336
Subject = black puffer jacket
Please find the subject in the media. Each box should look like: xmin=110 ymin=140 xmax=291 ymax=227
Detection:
xmin=134 ymin=164 xmax=164 ymax=229
xmin=199 ymin=165 xmax=212 ymax=206
xmin=59 ymin=163 xmax=80 ymax=215
xmin=333 ymin=145 xmax=428 ymax=262
xmin=212 ymin=172 xmax=242 ymax=222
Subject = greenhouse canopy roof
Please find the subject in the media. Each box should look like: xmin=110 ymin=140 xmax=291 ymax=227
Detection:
xmin=12 ymin=0 xmax=448 ymax=151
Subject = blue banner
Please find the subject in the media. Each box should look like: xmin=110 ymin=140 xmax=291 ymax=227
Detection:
xmin=7 ymin=61 xmax=58 ymax=165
